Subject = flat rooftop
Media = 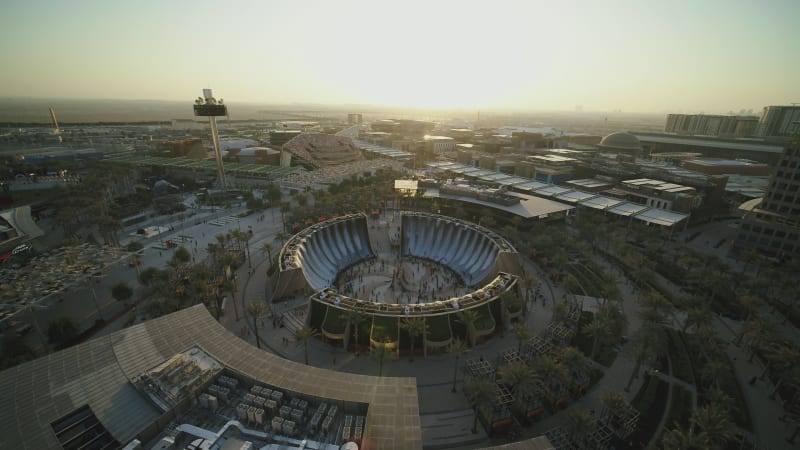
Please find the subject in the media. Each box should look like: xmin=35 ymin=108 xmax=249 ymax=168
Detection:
xmin=684 ymin=158 xmax=767 ymax=167
xmin=634 ymin=134 xmax=785 ymax=154
xmin=0 ymin=305 xmax=421 ymax=449
xmin=528 ymin=155 xmax=577 ymax=163
xmin=422 ymin=187 xmax=574 ymax=219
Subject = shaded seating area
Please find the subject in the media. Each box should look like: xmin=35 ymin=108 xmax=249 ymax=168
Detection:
xmin=401 ymin=213 xmax=505 ymax=286
xmin=320 ymin=307 xmax=347 ymax=341
xmin=275 ymin=214 xmax=374 ymax=298
xmin=423 ymin=314 xmax=453 ymax=354
xmin=370 ymin=315 xmax=398 ymax=350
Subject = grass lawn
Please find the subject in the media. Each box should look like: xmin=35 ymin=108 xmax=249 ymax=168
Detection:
xmin=629 ymin=374 xmax=670 ymax=448
xmin=666 ymin=329 xmax=695 ymax=384
xmin=658 ymin=384 xmax=693 ymax=444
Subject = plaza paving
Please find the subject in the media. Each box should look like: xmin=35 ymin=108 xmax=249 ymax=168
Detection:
xmin=224 ymin=214 xmax=651 ymax=448
xmin=85 ymin=208 xmax=797 ymax=449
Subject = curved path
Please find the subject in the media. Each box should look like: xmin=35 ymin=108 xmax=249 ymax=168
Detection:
xmin=234 ymin=213 xmax=655 ymax=449
xmin=227 ymin=211 xmax=796 ymax=449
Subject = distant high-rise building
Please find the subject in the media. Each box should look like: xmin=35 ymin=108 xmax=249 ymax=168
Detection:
xmin=755 ymin=106 xmax=800 ymax=138
xmin=735 ymin=142 xmax=800 ymax=257
xmin=347 ymin=113 xmax=363 ymax=125
xmin=665 ymin=114 xmax=758 ymax=137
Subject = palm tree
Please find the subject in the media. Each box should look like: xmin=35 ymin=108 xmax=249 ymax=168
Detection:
xmin=280 ymin=202 xmax=291 ymax=231
xmin=760 ymin=342 xmax=800 ymax=381
xmin=568 ymin=408 xmax=598 ymax=448
xmin=497 ymin=362 xmax=538 ymax=399
xmin=560 ymin=346 xmax=589 ymax=391
xmin=187 ymin=263 xmax=214 ymax=309
xmin=562 ymin=273 xmax=583 ymax=295
xmin=625 ymin=304 xmax=667 ymax=392
xmin=743 ymin=317 xmax=775 ymax=361
xmin=521 ymin=274 xmax=535 ymax=318
xmin=585 ymin=311 xmax=612 ymax=361
xmin=734 ymin=294 xmax=762 ymax=346
xmin=770 ymin=366 xmax=800 ymax=399
xmin=690 ymin=404 xmax=735 ymax=449
xmin=370 ymin=340 xmax=392 ymax=376
xmin=552 ymin=301 xmax=568 ymax=324
xmin=501 ymin=290 xmax=523 ymax=324
xmin=448 ymin=338 xmax=469 ymax=393
xmin=532 ymin=355 xmax=567 ymax=408
xmin=340 ymin=309 xmax=368 ymax=354
xmin=456 ymin=310 xmax=480 ymax=347
xmin=512 ymin=323 xmax=531 ymax=353
xmin=704 ymin=385 xmax=734 ymax=413
xmin=700 ymin=357 xmax=728 ymax=389
xmin=682 ymin=305 xmax=712 ymax=334
xmin=224 ymin=279 xmax=240 ymax=321
xmin=295 ymin=326 xmax=318 ymax=365
xmin=399 ymin=317 xmax=428 ymax=361
xmin=46 ymin=316 xmax=79 ymax=347
xmin=600 ymin=391 xmax=633 ymax=435
xmin=261 ymin=242 xmax=274 ymax=267
xmin=661 ymin=426 xmax=709 ymax=449
xmin=246 ymin=302 xmax=266 ymax=349
xmin=464 ymin=378 xmax=495 ymax=434
xmin=110 ymin=282 xmax=133 ymax=306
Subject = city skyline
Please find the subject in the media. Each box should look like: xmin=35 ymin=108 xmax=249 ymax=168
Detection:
xmin=1 ymin=0 xmax=799 ymax=114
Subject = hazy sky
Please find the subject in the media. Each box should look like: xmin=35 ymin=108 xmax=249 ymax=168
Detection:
xmin=1 ymin=0 xmax=799 ymax=113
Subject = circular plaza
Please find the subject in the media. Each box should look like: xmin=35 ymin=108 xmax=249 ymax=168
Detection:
xmin=270 ymin=212 xmax=524 ymax=354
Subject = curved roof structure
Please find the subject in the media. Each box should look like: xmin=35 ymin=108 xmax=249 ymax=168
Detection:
xmin=274 ymin=214 xmax=374 ymax=299
xmin=273 ymin=212 xmax=522 ymax=302
xmin=0 ymin=305 xmax=420 ymax=450
xmin=597 ymin=132 xmax=642 ymax=153
xmin=401 ymin=213 xmax=517 ymax=286
xmin=283 ymin=133 xmax=365 ymax=169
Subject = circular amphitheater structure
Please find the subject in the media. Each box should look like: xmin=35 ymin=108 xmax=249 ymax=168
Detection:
xmin=271 ymin=212 xmax=524 ymax=354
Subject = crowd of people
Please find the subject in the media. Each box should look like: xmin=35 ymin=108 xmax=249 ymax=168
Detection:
xmin=332 ymin=254 xmax=469 ymax=305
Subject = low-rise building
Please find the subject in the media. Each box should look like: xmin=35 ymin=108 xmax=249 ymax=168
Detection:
xmin=224 ymin=147 xmax=280 ymax=165
xmin=681 ymin=158 xmax=771 ymax=176
xmin=527 ymin=155 xmax=577 ymax=184
xmin=615 ymin=178 xmax=700 ymax=212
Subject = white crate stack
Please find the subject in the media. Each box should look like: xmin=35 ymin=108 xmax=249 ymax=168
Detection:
xmin=283 ymin=419 xmax=295 ymax=436
xmin=198 ymin=393 xmax=218 ymax=410
xmin=272 ymin=416 xmax=284 ymax=433
xmin=217 ymin=375 xmax=239 ymax=390
xmin=208 ymin=384 xmax=230 ymax=403
xmin=236 ymin=403 xmax=249 ymax=420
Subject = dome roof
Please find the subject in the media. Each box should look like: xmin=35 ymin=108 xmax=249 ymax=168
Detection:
xmin=598 ymin=132 xmax=642 ymax=151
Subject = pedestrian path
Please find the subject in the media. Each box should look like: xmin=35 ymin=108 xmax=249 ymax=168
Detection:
xmin=225 ymin=218 xmax=800 ymax=448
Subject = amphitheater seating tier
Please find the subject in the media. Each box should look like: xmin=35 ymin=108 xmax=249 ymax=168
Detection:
xmin=401 ymin=215 xmax=500 ymax=286
xmin=294 ymin=216 xmax=374 ymax=290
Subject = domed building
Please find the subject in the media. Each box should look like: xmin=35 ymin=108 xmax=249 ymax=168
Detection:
xmin=597 ymin=131 xmax=643 ymax=156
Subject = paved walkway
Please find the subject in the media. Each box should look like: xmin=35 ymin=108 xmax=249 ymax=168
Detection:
xmin=98 ymin=209 xmax=798 ymax=449
xmin=229 ymin=218 xmax=655 ymax=449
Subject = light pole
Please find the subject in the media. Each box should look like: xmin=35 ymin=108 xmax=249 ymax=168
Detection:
xmin=90 ymin=285 xmax=103 ymax=321
xmin=88 ymin=276 xmax=104 ymax=321
xmin=247 ymin=225 xmax=253 ymax=269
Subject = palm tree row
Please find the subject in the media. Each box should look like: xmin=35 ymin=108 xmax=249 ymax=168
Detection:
xmin=661 ymin=403 xmax=736 ymax=450
xmin=138 ymin=246 xmax=220 ymax=319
